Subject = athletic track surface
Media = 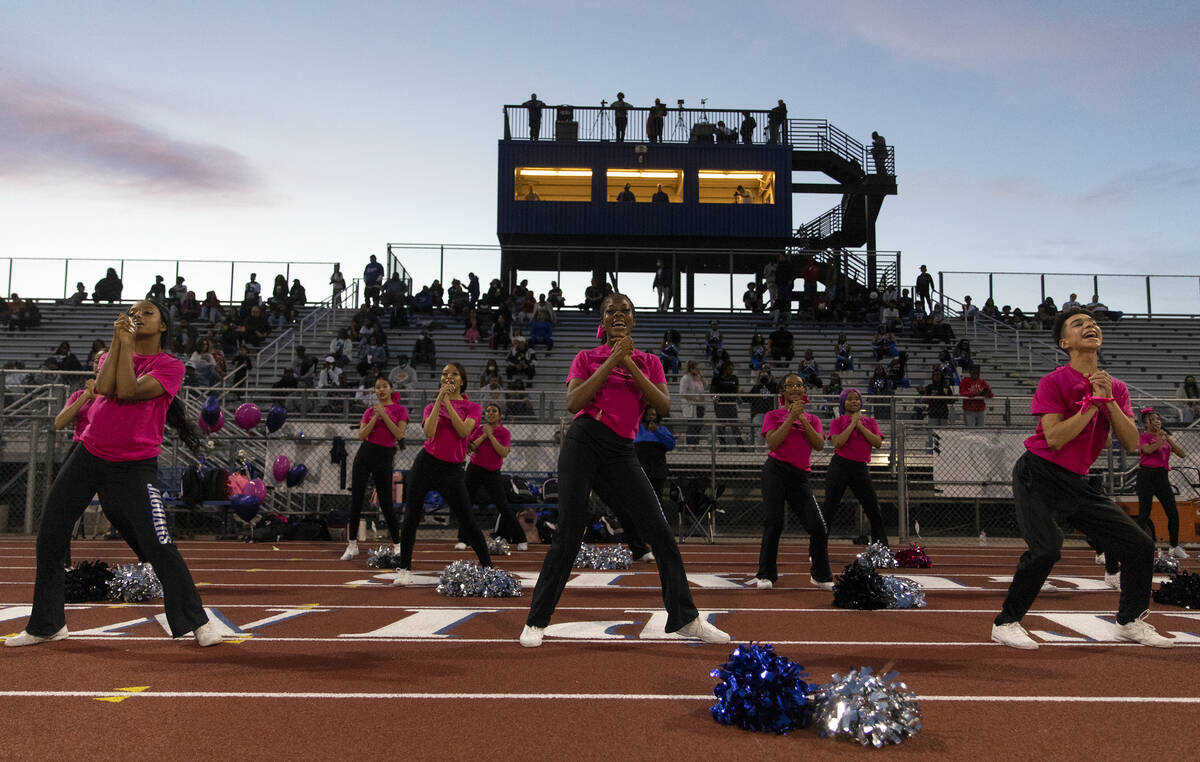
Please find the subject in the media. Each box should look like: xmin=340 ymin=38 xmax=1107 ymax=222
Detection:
xmin=1 ymin=538 xmax=1197 ymax=760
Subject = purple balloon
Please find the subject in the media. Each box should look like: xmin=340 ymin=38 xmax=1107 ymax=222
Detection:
xmin=230 ymin=494 xmax=260 ymax=522
xmin=266 ymin=404 xmax=288 ymax=433
xmin=234 ymin=403 xmax=262 ymax=431
xmin=272 ymin=455 xmax=290 ymax=483
xmin=285 ymin=463 xmax=308 ymax=488
xmin=201 ymin=395 xmax=222 ymax=425
xmin=243 ymin=478 xmax=267 ymax=501
xmin=198 ymin=410 xmax=225 ymax=434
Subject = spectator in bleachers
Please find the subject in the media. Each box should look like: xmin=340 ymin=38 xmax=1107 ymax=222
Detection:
xmin=1035 ymin=298 xmax=1056 ymax=329
xmin=711 ymin=361 xmax=742 ymax=446
xmin=919 ymin=367 xmax=954 ymax=425
xmin=356 ymin=314 xmax=381 ymax=356
xmin=482 ymin=278 xmax=503 ymax=308
xmin=897 ymin=288 xmax=914 ymax=323
xmin=427 ymin=278 xmax=445 ymax=310
xmin=388 ymin=355 xmax=415 ymax=391
xmin=505 ymin=378 xmax=534 ymax=417
xmin=187 ymin=338 xmax=220 ymax=387
xmin=749 ymin=366 xmax=778 ymax=429
xmin=658 ymin=333 xmax=680 ymax=375
xmin=749 ymin=333 xmax=766 ymax=371
xmin=33 ymin=357 xmax=60 ymax=386
xmin=913 ymin=307 xmax=934 ymax=341
xmin=547 ymin=280 xmax=564 ymax=310
xmin=1010 ymin=307 xmax=1036 ymax=330
xmin=1086 ymin=294 xmax=1122 ymax=321
xmin=952 ymin=339 xmax=974 ymax=373
xmin=679 ymin=360 xmax=708 ymax=445
xmin=743 ymin=281 xmax=764 ymax=313
xmin=411 ymin=285 xmax=434 ymax=314
xmin=822 ymin=372 xmax=844 ymax=416
xmin=267 ymin=302 xmax=288 ymax=330
xmin=147 ymin=275 xmax=166 ymax=301
xmin=464 ymin=311 xmax=482 ymax=347
xmin=243 ymin=274 xmax=262 ymax=306
xmin=480 ymin=373 xmax=505 ymax=411
xmin=229 ymin=345 xmax=252 ymax=386
xmin=506 ymin=336 xmax=536 ymax=380
xmin=330 ymin=264 xmax=346 ymax=308
xmin=514 ymin=290 xmax=536 ymax=327
xmin=179 ymin=291 xmax=201 ymax=321
xmin=872 ymin=325 xmax=898 ymax=360
xmin=768 ymin=322 xmax=794 ymax=363
xmin=51 ymin=342 xmax=82 ymax=374
xmin=327 ymin=327 xmax=351 ymax=368
xmin=243 ymin=306 xmax=270 ymax=346
xmin=412 ymin=328 xmax=437 ymax=369
xmin=886 ymin=351 xmax=909 ymax=389
xmin=3 ymin=360 xmax=28 ymax=397
xmin=800 ymin=349 xmax=823 ymax=389
xmin=168 ymin=276 xmax=188 ymax=306
xmin=289 ymin=278 xmax=307 ymax=308
xmin=7 ymin=293 xmax=33 ymax=331
xmin=999 ymin=305 xmax=1014 ymax=324
xmin=269 ymin=274 xmax=288 ymax=310
xmin=363 ymin=255 xmax=385 ymax=308
xmin=490 ymin=311 xmax=512 ymax=351
xmin=479 ymin=358 xmax=501 ymax=388
xmin=447 ymin=279 xmax=469 ymax=317
xmin=981 ymin=297 xmax=1000 ymax=320
xmin=880 ymin=299 xmax=901 ymax=333
xmin=835 ymin=333 xmax=854 ymax=371
xmin=291 ymin=346 xmax=318 ymax=387
xmin=1177 ymin=375 xmax=1200 ymax=424
xmin=93 ymin=268 xmax=122 ymax=303
xmin=174 ymin=319 xmax=196 ymax=355
xmin=355 ymin=368 xmax=380 ymax=405
xmin=936 ymin=349 xmax=959 ymax=386
xmin=356 ymin=334 xmax=388 ymax=378
xmin=711 ymin=349 xmax=733 ymax=382
xmin=959 ymin=365 xmax=994 ymax=426
xmin=86 ymin=340 xmax=107 ymax=369
xmin=1062 ymin=293 xmax=1081 ymax=310
xmin=467 ymin=273 xmax=480 ymax=309
xmin=582 ymin=279 xmax=605 ymax=312
xmin=930 ymin=302 xmax=954 ymax=342
xmin=200 ymin=291 xmax=223 ymax=323
xmin=316 ymin=355 xmax=343 ymax=391
xmin=962 ymin=295 xmax=979 ymax=325
xmin=64 ymin=282 xmax=88 ymax=306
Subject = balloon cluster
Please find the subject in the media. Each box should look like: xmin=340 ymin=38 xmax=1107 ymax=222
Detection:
xmin=487 ymin=537 xmax=511 ymax=556
xmin=197 ymin=399 xmax=288 ymax=435
xmin=106 ymin=563 xmax=163 ymax=602
xmin=1153 ymin=570 xmax=1200 ymax=609
xmin=710 ymin=645 xmax=921 ymax=748
xmin=1153 ymin=550 xmax=1182 ymax=575
xmin=198 ymin=395 xmax=225 ymax=434
xmin=436 ymin=560 xmax=523 ymax=598
xmin=893 ymin=543 xmax=931 ymax=568
xmin=573 ymin=543 xmax=633 ymax=570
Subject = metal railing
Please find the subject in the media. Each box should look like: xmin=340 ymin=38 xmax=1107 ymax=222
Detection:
xmin=504 ymin=104 xmax=780 ymax=144
xmin=938 ymin=270 xmax=1200 ymax=319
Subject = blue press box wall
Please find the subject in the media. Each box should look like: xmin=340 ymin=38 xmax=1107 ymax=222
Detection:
xmin=497 ymin=141 xmax=793 ymax=241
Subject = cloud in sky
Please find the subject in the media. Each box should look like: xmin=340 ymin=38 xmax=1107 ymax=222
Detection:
xmin=0 ymin=67 xmax=262 ymax=196
xmin=1077 ymin=164 xmax=1200 ymax=207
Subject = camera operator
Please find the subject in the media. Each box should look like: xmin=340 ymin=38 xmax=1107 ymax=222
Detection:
xmin=612 ymin=92 xmax=631 ymax=142
xmin=647 ymin=98 xmax=667 ymax=143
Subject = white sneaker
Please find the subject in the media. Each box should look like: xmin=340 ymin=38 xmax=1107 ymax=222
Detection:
xmin=519 ymin=624 xmax=545 ymax=648
xmin=193 ymin=620 xmax=223 ymax=647
xmin=1094 ymin=552 xmax=1105 ymax=565
xmin=392 ymin=569 xmax=413 ymax=586
xmin=340 ymin=542 xmax=359 ymax=561
xmin=1114 ymin=612 xmax=1174 ymax=648
xmin=1104 ymin=572 xmax=1120 ymax=589
xmin=991 ymin=622 xmax=1039 ymax=650
xmin=1169 ymin=546 xmax=1189 ymax=560
xmin=1041 ymin=582 xmax=1059 ymax=593
xmin=754 ymin=578 xmax=773 ymax=590
xmin=638 ymin=552 xmax=655 ymax=563
xmin=454 ymin=542 xmax=468 ymax=550
xmin=516 ymin=542 xmax=529 ymax=551
xmin=677 ymin=616 xmax=731 ymax=644
xmin=4 ymin=625 xmax=68 ymax=648
xmin=809 ymin=576 xmax=834 ymax=591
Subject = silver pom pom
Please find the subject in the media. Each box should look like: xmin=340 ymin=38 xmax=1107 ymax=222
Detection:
xmin=573 ymin=543 xmax=598 ymax=568
xmin=860 ymin=541 xmax=897 ymax=569
xmin=487 ymin=537 xmax=512 ymax=556
xmin=573 ymin=543 xmax=632 ymax=570
xmin=880 ymin=575 xmax=926 ymax=609
xmin=811 ymin=667 xmax=921 ymax=748
xmin=436 ymin=560 xmax=523 ymax=598
xmin=106 ymin=563 xmax=163 ymax=603
xmin=366 ymin=545 xmax=401 ymax=568
xmin=1154 ymin=549 xmax=1181 ymax=575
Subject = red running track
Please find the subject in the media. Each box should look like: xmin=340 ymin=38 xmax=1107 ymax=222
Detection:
xmin=1 ymin=538 xmax=1198 ymax=759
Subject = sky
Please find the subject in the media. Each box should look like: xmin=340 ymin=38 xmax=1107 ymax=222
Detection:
xmin=2 ymin=0 xmax=1199 ymax=313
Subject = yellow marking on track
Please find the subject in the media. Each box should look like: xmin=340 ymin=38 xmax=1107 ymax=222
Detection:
xmin=94 ymin=686 xmax=149 ymax=703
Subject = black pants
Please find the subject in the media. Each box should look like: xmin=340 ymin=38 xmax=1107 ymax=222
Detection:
xmin=824 ymin=454 xmax=888 ymax=545
xmin=615 ymin=116 xmax=627 ymax=142
xmin=1136 ymin=466 xmax=1179 ymax=546
xmin=996 ymin=452 xmax=1153 ymax=626
xmin=458 ymin=463 xmax=525 ymax=545
xmin=26 ymin=447 xmax=207 ymax=638
xmin=757 ymin=457 xmax=831 ymax=583
xmin=527 ymin=417 xmax=698 ymax=631
xmin=592 ymin=479 xmax=651 ymax=559
xmin=399 ymin=449 xmax=491 ymax=569
xmin=349 ymin=441 xmax=401 ymax=544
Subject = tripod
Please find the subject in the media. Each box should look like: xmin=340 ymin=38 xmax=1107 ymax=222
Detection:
xmin=592 ymin=101 xmax=611 ymax=141
xmin=674 ymin=107 xmax=688 ymax=142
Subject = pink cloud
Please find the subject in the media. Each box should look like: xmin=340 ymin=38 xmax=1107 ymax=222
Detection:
xmin=0 ymin=68 xmax=262 ymax=195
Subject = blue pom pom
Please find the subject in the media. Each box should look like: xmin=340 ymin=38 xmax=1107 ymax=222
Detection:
xmin=709 ymin=643 xmax=813 ymax=734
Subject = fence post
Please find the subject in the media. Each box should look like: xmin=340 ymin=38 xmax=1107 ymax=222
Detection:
xmin=24 ymin=422 xmax=39 ymax=534
xmin=1146 ymin=276 xmax=1152 ymax=317
xmin=896 ymin=423 xmax=908 ymax=544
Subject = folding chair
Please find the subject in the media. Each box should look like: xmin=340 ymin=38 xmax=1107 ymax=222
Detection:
xmin=671 ymin=476 xmax=725 ymax=543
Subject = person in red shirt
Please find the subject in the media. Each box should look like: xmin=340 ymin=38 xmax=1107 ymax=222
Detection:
xmin=959 ymin=366 xmax=994 ymax=427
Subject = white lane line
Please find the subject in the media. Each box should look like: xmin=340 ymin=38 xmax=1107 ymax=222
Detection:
xmin=0 ymin=690 xmax=1197 ymax=704
xmin=12 ymin=635 xmax=1200 ymax=646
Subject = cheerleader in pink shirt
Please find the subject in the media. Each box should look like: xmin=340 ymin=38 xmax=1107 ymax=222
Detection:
xmin=340 ymin=377 xmax=409 ymax=561
xmin=753 ymin=375 xmax=832 ymax=590
xmin=392 ymin=362 xmax=492 ymax=585
xmin=824 ymin=388 xmax=888 ymax=546
xmin=521 ymin=293 xmax=730 ymax=647
xmin=7 ymin=299 xmax=219 ymax=648
xmin=1137 ymin=407 xmax=1188 ymax=559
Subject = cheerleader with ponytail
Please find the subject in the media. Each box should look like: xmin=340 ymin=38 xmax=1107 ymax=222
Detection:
xmin=1137 ymin=407 xmax=1188 ymax=559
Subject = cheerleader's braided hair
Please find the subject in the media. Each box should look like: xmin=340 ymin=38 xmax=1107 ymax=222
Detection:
xmin=144 ymin=298 xmax=203 ymax=454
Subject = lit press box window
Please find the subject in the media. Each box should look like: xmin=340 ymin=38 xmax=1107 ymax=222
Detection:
xmin=514 ymin=168 xmax=592 ymax=202
xmin=606 ymin=169 xmax=683 ymax=204
xmin=698 ymin=170 xmax=775 ymax=204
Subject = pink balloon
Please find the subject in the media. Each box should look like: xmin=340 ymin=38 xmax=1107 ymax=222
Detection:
xmin=243 ymin=478 xmax=267 ymax=501
xmin=272 ymin=455 xmax=290 ymax=483
xmin=197 ymin=410 xmax=226 ymax=434
xmin=235 ymin=403 xmax=262 ymax=431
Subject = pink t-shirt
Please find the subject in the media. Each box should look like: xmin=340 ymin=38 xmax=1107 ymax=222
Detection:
xmin=761 ymin=407 xmax=824 ymax=471
xmin=829 ymin=414 xmax=882 ymax=464
xmin=65 ymin=389 xmax=95 ymax=443
xmin=1024 ymin=364 xmax=1133 ymax=475
xmin=360 ymin=398 xmax=409 ymax=447
xmin=470 ymin=423 xmax=512 ymax=472
xmin=82 ymin=352 xmax=185 ymax=461
xmin=1139 ymin=432 xmax=1172 ymax=469
xmin=422 ymin=397 xmax=482 ymax=463
xmin=568 ymin=345 xmax=667 ymax=439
